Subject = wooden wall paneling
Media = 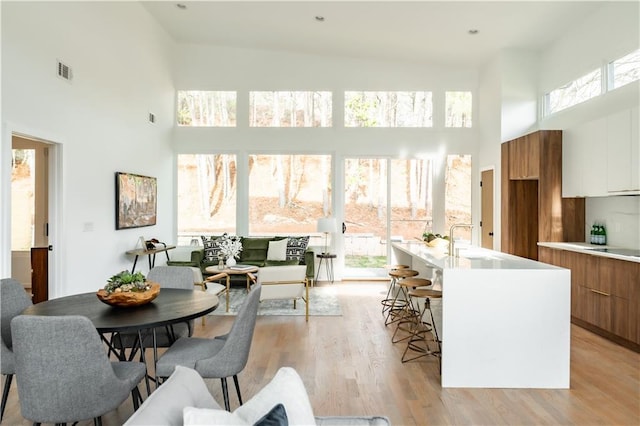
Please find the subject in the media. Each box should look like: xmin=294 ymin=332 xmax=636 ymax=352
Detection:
xmin=538 ymin=131 xmax=564 ymax=243
xmin=561 ymin=198 xmax=586 ymax=242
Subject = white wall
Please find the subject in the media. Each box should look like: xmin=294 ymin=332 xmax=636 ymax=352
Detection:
xmin=1 ymin=1 xmax=176 ymax=296
xmin=536 ymin=1 xmax=640 ymax=249
xmin=171 ymin=45 xmax=484 ymax=258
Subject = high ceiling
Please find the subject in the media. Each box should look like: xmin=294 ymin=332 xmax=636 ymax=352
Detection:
xmin=141 ymin=1 xmax=604 ymax=67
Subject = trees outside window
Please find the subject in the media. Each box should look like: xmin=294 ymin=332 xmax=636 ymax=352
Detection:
xmin=344 ymin=91 xmax=433 ymax=127
xmin=444 ymin=155 xmax=472 ymax=241
xmin=249 ymin=91 xmax=332 ymax=127
xmin=609 ymin=49 xmax=640 ymax=90
xmin=546 ymin=69 xmax=601 ymax=115
xmin=445 ymin=91 xmax=472 ymax=128
xmin=177 ymin=91 xmax=237 ymax=126
xmin=248 ymin=154 xmax=332 ymax=236
xmin=176 ymin=154 xmax=237 ymax=243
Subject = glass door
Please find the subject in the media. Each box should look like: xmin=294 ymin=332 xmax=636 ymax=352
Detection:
xmin=343 ymin=157 xmax=435 ymax=279
xmin=343 ymin=158 xmax=388 ymax=279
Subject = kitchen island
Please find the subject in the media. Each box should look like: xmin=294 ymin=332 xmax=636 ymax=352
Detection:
xmin=392 ymin=242 xmax=570 ymax=389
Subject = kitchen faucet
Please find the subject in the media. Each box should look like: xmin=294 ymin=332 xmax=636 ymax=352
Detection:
xmin=449 ymin=223 xmax=474 ymax=256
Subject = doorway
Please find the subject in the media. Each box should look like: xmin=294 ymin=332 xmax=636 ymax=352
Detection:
xmin=480 ymin=168 xmax=494 ymax=249
xmin=342 ymin=158 xmax=434 ymax=279
xmin=11 ymin=135 xmax=51 ymax=301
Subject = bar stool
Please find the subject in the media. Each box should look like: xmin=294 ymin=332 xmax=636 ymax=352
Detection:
xmin=384 ymin=269 xmax=419 ymax=326
xmin=381 ymin=264 xmax=410 ymax=315
xmin=391 ymin=277 xmax=432 ymax=344
xmin=401 ymin=288 xmax=442 ymax=368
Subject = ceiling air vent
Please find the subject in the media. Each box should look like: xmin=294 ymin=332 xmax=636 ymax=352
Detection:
xmin=148 ymin=112 xmax=156 ymax=124
xmin=57 ymin=60 xmax=72 ymax=81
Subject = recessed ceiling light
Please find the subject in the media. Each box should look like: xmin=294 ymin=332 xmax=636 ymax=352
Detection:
xmin=176 ymin=4 xmax=187 ymax=10
xmin=468 ymin=29 xmax=479 ymax=35
xmin=315 ymin=16 xmax=325 ymax=22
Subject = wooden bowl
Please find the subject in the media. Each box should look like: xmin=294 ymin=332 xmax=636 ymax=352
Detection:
xmin=96 ymin=282 xmax=160 ymax=307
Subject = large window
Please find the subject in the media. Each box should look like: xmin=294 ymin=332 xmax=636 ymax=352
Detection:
xmin=249 ymin=91 xmax=332 ymax=127
xmin=445 ymin=91 xmax=472 ymax=128
xmin=546 ymin=68 xmax=602 ymax=115
xmin=248 ymin=154 xmax=332 ymax=236
xmin=344 ymin=91 xmax=433 ymax=127
xmin=444 ymin=154 xmax=472 ymax=241
xmin=176 ymin=154 xmax=237 ymax=243
xmin=177 ymin=91 xmax=237 ymax=126
xmin=608 ymin=49 xmax=640 ymax=90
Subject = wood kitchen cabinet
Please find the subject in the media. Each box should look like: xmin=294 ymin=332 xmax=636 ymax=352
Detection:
xmin=502 ymin=131 xmax=584 ymax=260
xmin=508 ymin=132 xmax=540 ymax=179
xmin=539 ymin=246 xmax=640 ymax=352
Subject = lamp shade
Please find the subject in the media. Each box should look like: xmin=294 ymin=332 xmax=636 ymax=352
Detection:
xmin=317 ymin=217 xmax=337 ymax=233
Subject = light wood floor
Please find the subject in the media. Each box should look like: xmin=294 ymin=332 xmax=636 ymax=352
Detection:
xmin=2 ymin=281 xmax=639 ymax=425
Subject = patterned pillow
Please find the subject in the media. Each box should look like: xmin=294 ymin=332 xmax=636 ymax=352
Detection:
xmin=201 ymin=235 xmax=224 ymax=262
xmin=286 ymin=236 xmax=309 ymax=263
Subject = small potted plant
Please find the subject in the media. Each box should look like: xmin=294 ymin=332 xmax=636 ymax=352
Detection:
xmin=97 ymin=270 xmax=160 ymax=307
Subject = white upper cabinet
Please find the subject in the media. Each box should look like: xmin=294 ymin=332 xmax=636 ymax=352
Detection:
xmin=562 ymin=117 xmax=607 ymax=197
xmin=563 ymin=107 xmax=639 ymax=197
xmin=607 ymin=108 xmax=639 ymax=193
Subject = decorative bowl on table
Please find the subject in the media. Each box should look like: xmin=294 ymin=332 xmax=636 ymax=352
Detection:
xmin=96 ymin=270 xmax=160 ymax=307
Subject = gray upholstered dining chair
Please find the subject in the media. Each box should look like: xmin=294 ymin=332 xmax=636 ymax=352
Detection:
xmin=155 ymin=284 xmax=262 ymax=411
xmin=0 ymin=278 xmax=32 ymax=423
xmin=112 ymin=266 xmax=197 ymax=358
xmin=11 ymin=315 xmax=146 ymax=426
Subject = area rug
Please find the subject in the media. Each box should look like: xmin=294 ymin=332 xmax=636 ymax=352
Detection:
xmin=208 ymin=286 xmax=342 ymax=317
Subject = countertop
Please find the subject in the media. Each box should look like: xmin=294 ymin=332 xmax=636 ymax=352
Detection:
xmin=392 ymin=242 xmax=563 ymax=270
xmin=538 ymin=242 xmax=640 ymax=263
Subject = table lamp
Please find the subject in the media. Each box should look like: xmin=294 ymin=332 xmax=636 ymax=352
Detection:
xmin=317 ymin=217 xmax=337 ymax=254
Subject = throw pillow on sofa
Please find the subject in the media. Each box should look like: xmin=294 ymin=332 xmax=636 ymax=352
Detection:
xmin=267 ymin=239 xmax=288 ymax=261
xmin=285 ymin=236 xmax=310 ymax=262
xmin=201 ymin=235 xmax=224 ymax=262
xmin=184 ymin=367 xmax=315 ymax=426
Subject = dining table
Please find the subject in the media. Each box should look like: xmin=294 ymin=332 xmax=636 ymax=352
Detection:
xmin=20 ymin=288 xmax=219 ymax=394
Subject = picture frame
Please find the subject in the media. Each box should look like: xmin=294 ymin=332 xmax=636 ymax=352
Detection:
xmin=115 ymin=172 xmax=157 ymax=230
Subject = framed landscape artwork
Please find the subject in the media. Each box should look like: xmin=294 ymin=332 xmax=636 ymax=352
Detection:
xmin=115 ymin=172 xmax=157 ymax=230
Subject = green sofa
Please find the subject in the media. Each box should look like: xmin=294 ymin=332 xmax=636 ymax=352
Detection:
xmin=167 ymin=236 xmax=315 ymax=284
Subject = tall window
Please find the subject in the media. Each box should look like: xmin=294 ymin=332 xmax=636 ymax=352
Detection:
xmin=177 ymin=91 xmax=237 ymax=126
xmin=608 ymin=49 xmax=640 ymax=90
xmin=445 ymin=91 xmax=472 ymax=127
xmin=444 ymin=154 xmax=472 ymax=241
xmin=546 ymin=68 xmax=602 ymax=115
xmin=176 ymin=154 xmax=237 ymax=243
xmin=389 ymin=158 xmax=434 ymax=241
xmin=344 ymin=91 xmax=433 ymax=127
xmin=248 ymin=155 xmax=332 ymax=236
xmin=249 ymin=91 xmax=332 ymax=127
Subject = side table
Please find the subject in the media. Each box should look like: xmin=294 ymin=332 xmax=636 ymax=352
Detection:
xmin=125 ymin=245 xmax=176 ymax=273
xmin=315 ymin=253 xmax=337 ymax=283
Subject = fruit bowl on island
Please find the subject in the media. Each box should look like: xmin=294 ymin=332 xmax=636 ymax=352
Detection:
xmin=96 ymin=270 xmax=160 ymax=307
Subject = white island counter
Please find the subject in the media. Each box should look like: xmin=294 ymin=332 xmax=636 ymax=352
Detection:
xmin=392 ymin=242 xmax=570 ymax=389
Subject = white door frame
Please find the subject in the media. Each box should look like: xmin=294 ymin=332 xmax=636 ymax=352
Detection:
xmin=1 ymin=121 xmax=64 ymax=298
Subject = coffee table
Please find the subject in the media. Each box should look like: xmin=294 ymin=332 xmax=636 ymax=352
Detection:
xmin=205 ymin=265 xmax=259 ymax=312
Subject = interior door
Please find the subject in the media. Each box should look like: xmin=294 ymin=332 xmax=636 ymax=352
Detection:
xmin=481 ymin=169 xmax=494 ymax=249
